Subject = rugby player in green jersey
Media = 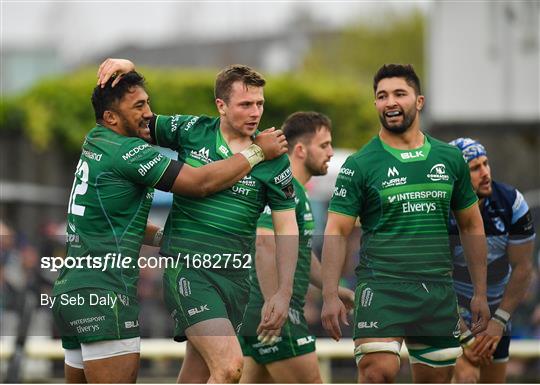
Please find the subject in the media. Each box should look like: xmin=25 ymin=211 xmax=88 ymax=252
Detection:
xmin=239 ymin=111 xmax=355 ymax=383
xmin=54 ymin=71 xmax=287 ymax=383
xmin=98 ymin=59 xmax=299 ymax=383
xmin=321 ymin=64 xmax=490 ymax=383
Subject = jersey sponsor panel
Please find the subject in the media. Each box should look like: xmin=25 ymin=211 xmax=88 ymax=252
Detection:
xmin=329 ymin=135 xmax=476 ymax=282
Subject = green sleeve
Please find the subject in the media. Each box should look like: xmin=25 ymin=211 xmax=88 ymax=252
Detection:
xmin=328 ymin=156 xmax=363 ymax=217
xmin=154 ymin=114 xmax=200 ymax=151
xmin=115 ymin=138 xmax=171 ymax=187
xmin=450 ymin=149 xmax=478 ymax=211
xmin=257 ymin=205 xmax=274 ymax=230
xmin=264 ymin=156 xmax=296 ymax=212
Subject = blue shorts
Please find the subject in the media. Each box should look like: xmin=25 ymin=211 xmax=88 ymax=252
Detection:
xmin=492 ymin=335 xmax=510 ymax=362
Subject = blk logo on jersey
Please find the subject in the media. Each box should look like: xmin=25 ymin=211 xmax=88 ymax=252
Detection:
xmin=218 ymin=145 xmax=230 ymax=157
xmin=188 ymin=304 xmax=209 ymax=316
xmin=357 ymin=321 xmax=379 ymax=329
xmin=400 ymin=150 xmax=424 ymax=160
xmin=297 ymin=336 xmax=315 ymax=346
xmin=124 ymin=320 xmax=139 ymax=329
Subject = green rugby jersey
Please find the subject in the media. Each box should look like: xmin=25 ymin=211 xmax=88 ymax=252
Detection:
xmin=249 ymin=178 xmax=315 ymax=308
xmin=152 ymin=114 xmax=296 ymax=274
xmin=329 ymin=134 xmax=477 ymax=283
xmin=53 ymin=125 xmax=172 ymax=297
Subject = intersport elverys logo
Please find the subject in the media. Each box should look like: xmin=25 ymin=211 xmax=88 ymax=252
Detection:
xmin=427 ymin=163 xmax=449 ymax=182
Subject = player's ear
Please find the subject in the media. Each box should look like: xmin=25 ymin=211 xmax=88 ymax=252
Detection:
xmin=293 ymin=143 xmax=306 ymax=159
xmin=215 ymin=98 xmax=227 ymax=116
xmin=416 ymin=95 xmax=425 ymax=111
xmin=103 ymin=110 xmax=117 ymax=126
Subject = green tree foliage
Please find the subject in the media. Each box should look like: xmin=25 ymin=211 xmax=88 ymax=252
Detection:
xmin=0 ymin=11 xmax=424 ymax=154
xmin=0 ymin=68 xmax=379 ymax=152
xmin=302 ymin=10 xmax=425 ymax=85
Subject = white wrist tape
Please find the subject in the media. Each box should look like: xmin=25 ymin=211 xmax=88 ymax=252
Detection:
xmin=491 ymin=317 xmax=507 ymax=329
xmin=152 ymin=228 xmax=164 ymax=247
xmin=494 ymin=308 xmax=511 ymax=322
xmin=459 ymin=330 xmax=476 ymax=348
xmin=492 ymin=308 xmax=510 ymax=329
xmin=240 ymin=144 xmax=265 ymax=168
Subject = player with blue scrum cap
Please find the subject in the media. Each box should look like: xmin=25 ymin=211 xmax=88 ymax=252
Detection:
xmin=449 ymin=138 xmax=536 ymax=383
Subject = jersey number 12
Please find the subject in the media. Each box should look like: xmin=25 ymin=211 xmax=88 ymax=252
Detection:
xmin=68 ymin=160 xmax=89 ymax=216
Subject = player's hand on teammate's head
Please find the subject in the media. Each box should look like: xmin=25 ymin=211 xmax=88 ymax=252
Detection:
xmin=254 ymin=128 xmax=288 ymax=160
xmin=337 ymin=286 xmax=355 ymax=314
xmin=97 ymin=58 xmax=136 ymax=88
xmin=321 ymin=296 xmax=349 ymax=341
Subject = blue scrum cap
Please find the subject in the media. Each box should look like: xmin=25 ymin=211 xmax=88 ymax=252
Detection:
xmin=449 ymin=137 xmax=487 ymax=163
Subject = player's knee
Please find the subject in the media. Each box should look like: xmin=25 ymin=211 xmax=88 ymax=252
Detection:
xmin=437 ymin=368 xmax=454 ymax=383
xmin=354 ymin=341 xmax=401 ymax=383
xmin=355 ymin=342 xmax=401 ymax=383
xmin=358 ymin=359 xmax=398 ymax=383
xmin=454 ymin=371 xmax=477 ymax=384
xmin=305 ymin=372 xmax=323 ymax=383
xmin=453 ymin=362 xmax=478 ymax=384
xmin=213 ymin=355 xmax=243 ymax=383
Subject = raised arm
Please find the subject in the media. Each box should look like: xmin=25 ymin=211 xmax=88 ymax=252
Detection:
xmin=453 ymin=204 xmax=490 ymax=334
xmin=167 ymin=129 xmax=286 ymax=197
